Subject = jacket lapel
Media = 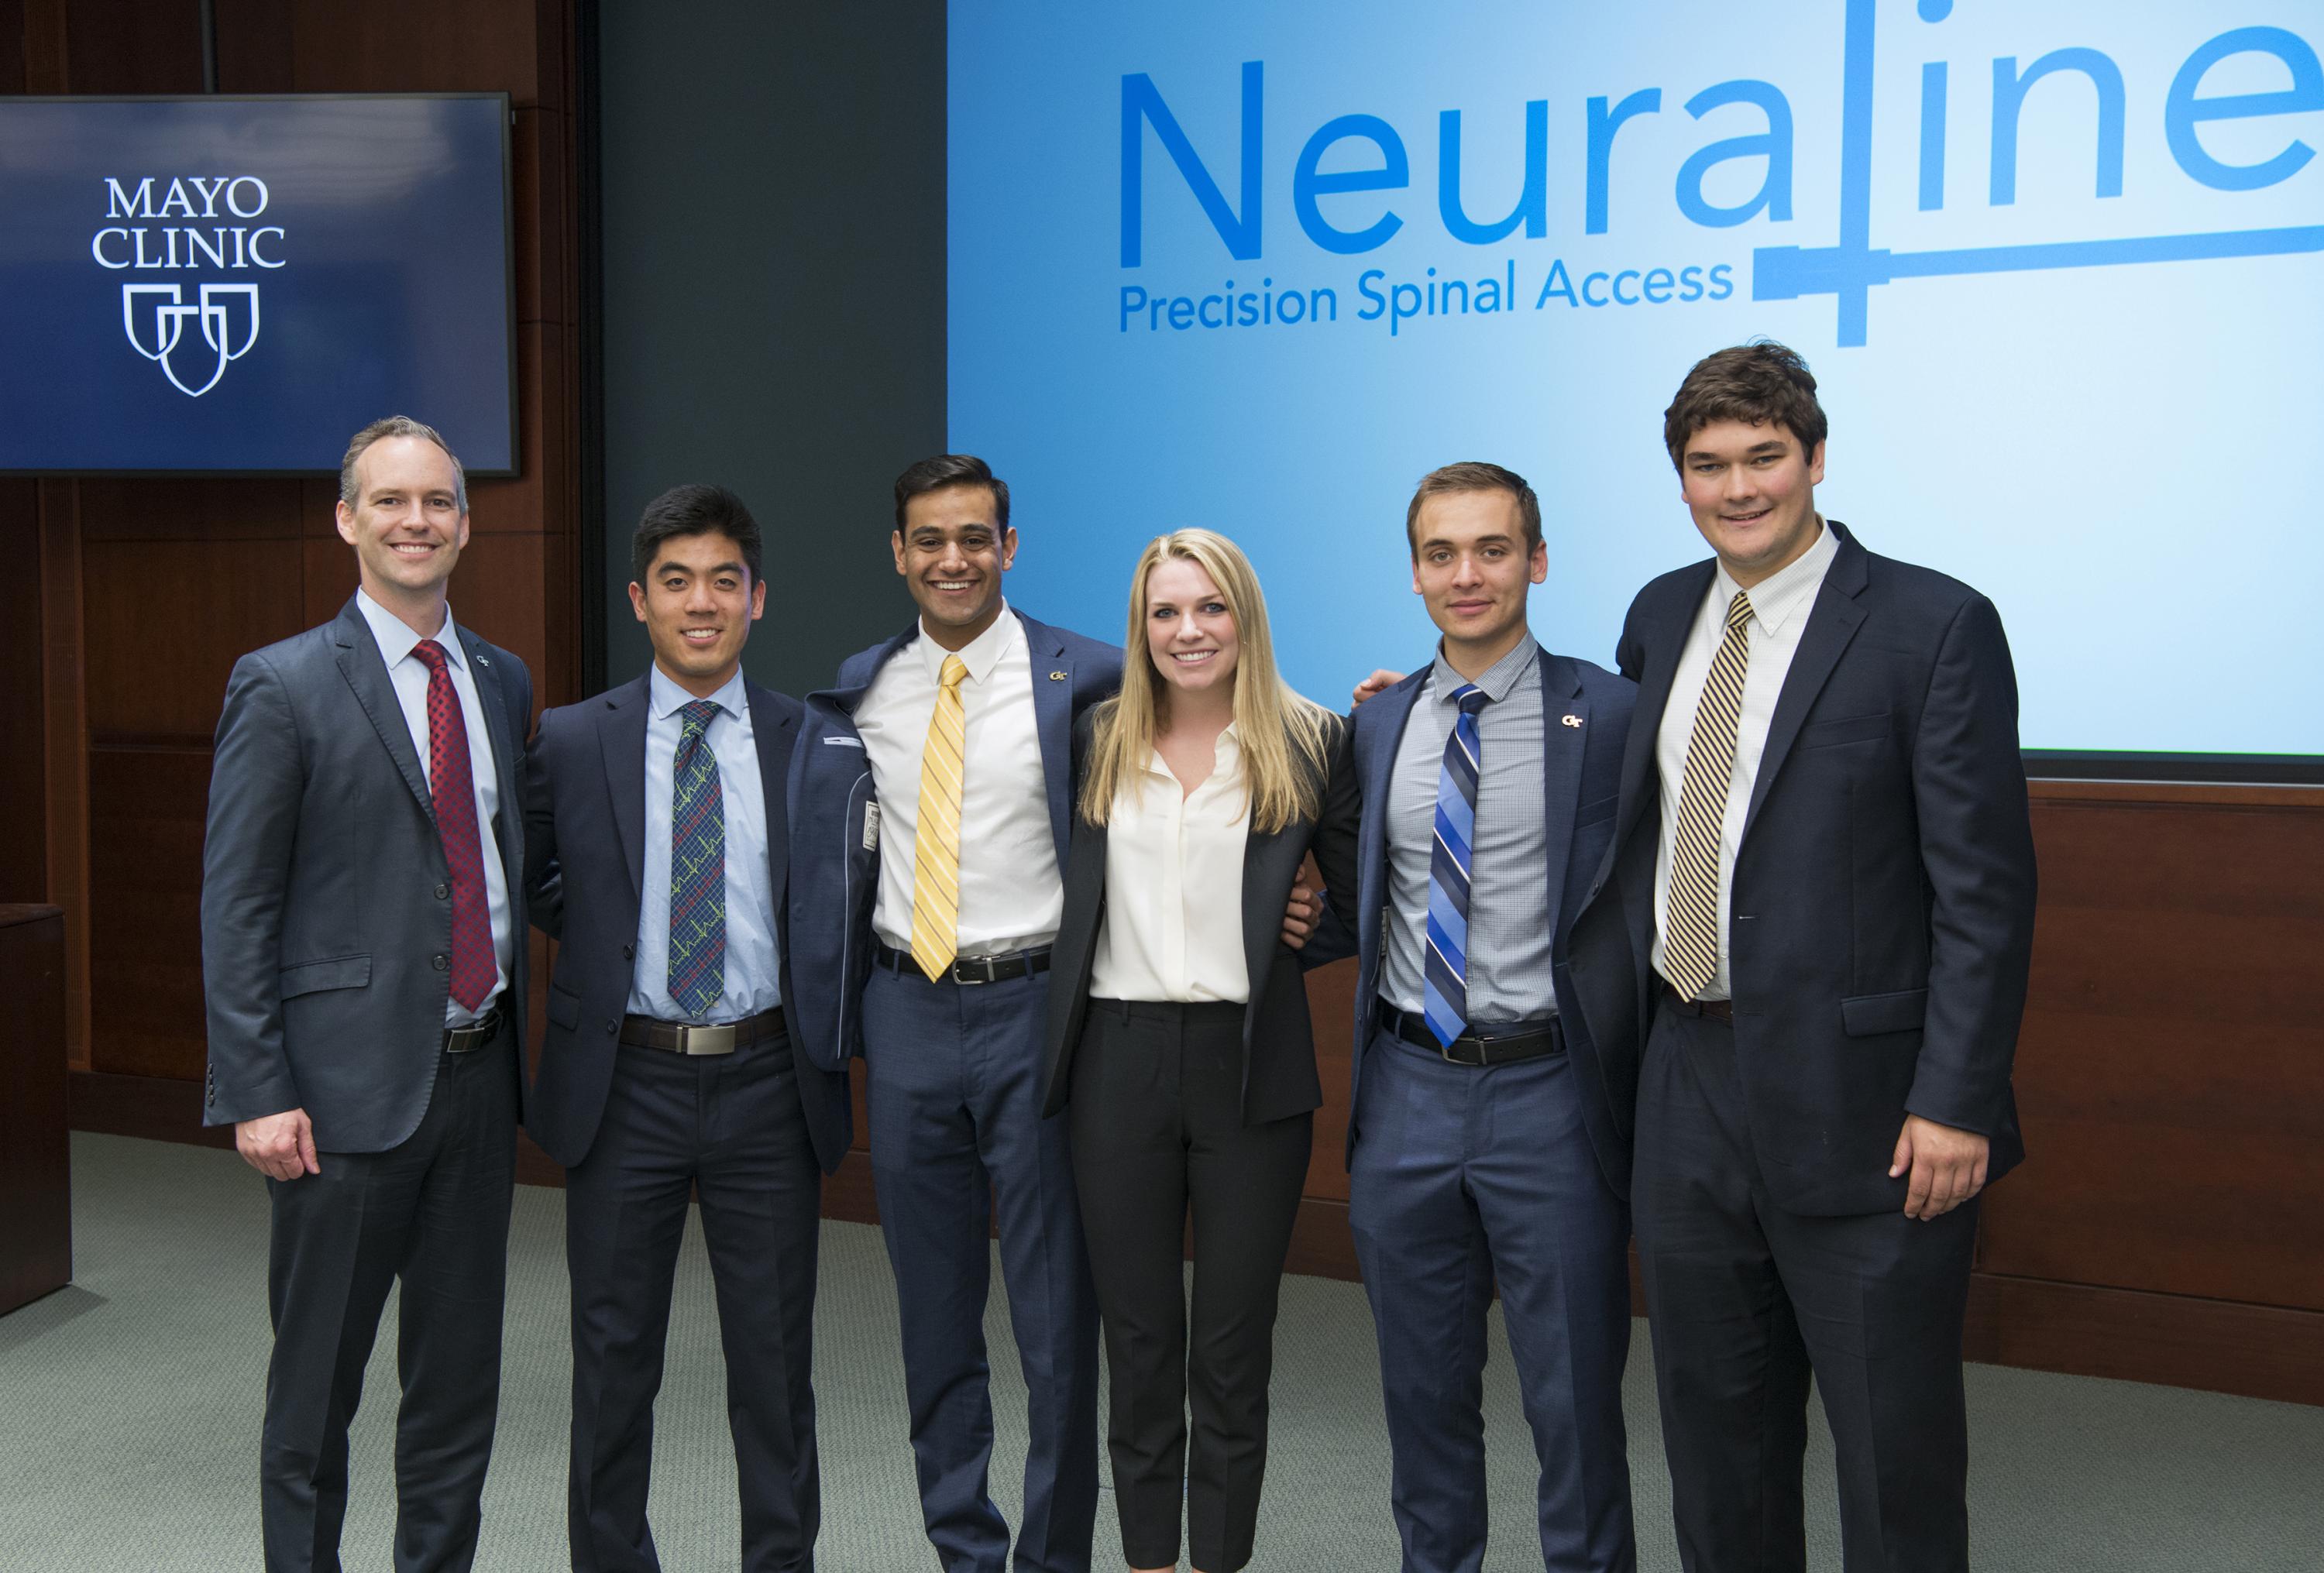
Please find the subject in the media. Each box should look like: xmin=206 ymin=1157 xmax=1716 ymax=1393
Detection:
xmin=1017 ymin=610 xmax=1076 ymax=867
xmin=331 ymin=599 xmax=434 ymax=821
xmin=748 ymin=683 xmax=797 ymax=905
xmin=1744 ymin=524 xmax=1869 ymax=836
xmin=598 ymin=675 xmax=651 ymax=902
xmin=1535 ymin=649 xmax=1586 ymax=934
xmin=456 ymin=626 xmax=521 ymax=857
xmin=1355 ymin=670 xmax=1428 ymax=976
xmin=1614 ymin=562 xmax=1716 ymax=847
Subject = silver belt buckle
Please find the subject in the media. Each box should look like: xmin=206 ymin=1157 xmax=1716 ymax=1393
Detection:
xmin=953 ymin=956 xmax=995 ymax=986
xmin=676 ymin=1022 xmax=737 ymax=1056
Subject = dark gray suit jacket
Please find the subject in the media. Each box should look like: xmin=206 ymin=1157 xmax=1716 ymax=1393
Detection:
xmin=200 ymin=596 xmax=532 ymax=1151
xmin=1040 ymin=706 xmax=1359 ymax=1127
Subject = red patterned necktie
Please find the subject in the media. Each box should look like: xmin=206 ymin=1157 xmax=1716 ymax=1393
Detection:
xmin=412 ymin=639 xmax=495 ymax=1012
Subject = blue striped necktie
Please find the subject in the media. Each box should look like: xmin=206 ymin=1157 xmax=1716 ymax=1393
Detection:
xmin=667 ymin=699 xmax=727 ymax=1018
xmin=1422 ymin=682 xmax=1492 ymax=1048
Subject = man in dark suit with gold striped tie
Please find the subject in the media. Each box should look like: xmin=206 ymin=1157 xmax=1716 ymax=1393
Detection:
xmin=1568 ymin=343 xmax=2039 ymax=1573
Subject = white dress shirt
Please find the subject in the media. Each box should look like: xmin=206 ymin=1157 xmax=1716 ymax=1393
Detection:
xmin=855 ymin=603 xmax=1063 ymax=955
xmin=1651 ymin=520 xmax=1841 ymax=999
xmin=1091 ymin=724 xmax=1253 ymax=1005
xmin=354 ymin=588 xmax=513 ymax=1025
xmin=627 ymin=665 xmax=781 ymax=1024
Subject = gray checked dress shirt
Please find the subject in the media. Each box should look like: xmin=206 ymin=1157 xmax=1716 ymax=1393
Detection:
xmin=1380 ymin=637 xmax=1559 ymax=1025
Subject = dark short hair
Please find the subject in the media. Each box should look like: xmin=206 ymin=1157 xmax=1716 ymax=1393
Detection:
xmin=631 ymin=483 xmax=763 ymax=585
xmin=1404 ymin=461 xmax=1542 ymax=558
xmin=340 ymin=415 xmax=466 ymax=513
xmin=1663 ymin=341 xmax=1829 ymax=471
xmin=893 ymin=453 xmax=1010 ymax=534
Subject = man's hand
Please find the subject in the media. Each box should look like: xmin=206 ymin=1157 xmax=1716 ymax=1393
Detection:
xmin=238 ymin=1108 xmax=321 ymax=1182
xmin=1351 ymin=669 xmax=1405 ymax=706
xmin=1280 ymin=884 xmax=1322 ymax=950
xmin=1889 ymin=1114 xmax=1987 ymax=1221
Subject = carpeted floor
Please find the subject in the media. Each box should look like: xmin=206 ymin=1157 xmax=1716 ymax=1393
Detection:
xmin=2 ymin=1133 xmax=2319 ymax=1571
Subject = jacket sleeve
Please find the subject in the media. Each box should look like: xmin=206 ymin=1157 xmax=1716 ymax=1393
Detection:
xmin=1903 ymin=594 xmax=2038 ymax=1135
xmin=523 ymin=710 xmax=564 ymax=939
xmin=199 ymin=653 xmax=307 ymax=1125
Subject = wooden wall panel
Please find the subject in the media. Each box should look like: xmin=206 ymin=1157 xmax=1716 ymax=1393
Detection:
xmin=0 ymin=907 xmax=71 ymax=1314
xmin=0 ymin=482 xmax=45 ymax=902
xmin=280 ymin=0 xmax=538 ymax=99
xmin=80 ymin=537 xmax=307 ymax=741
xmin=59 ymin=0 xmax=201 ymax=94
xmin=84 ymin=747 xmax=210 ymax=1080
xmin=38 ymin=480 xmax=88 ymax=1068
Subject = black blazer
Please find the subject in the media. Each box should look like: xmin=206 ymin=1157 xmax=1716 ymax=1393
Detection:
xmin=1041 ymin=708 xmax=1359 ymax=1126
xmin=201 ymin=597 xmax=532 ymax=1151
xmin=1567 ymin=521 xmax=2038 ymax=1216
xmin=522 ymin=672 xmax=852 ymax=1175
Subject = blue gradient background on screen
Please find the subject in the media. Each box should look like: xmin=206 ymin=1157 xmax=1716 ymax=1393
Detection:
xmin=949 ymin=1 xmax=2323 ymax=757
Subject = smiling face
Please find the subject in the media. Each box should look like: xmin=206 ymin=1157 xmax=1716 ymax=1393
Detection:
xmin=629 ymin=528 xmax=765 ymax=698
xmin=1143 ymin=555 xmax=1241 ymax=702
xmin=1410 ymin=487 xmax=1546 ymax=673
xmin=1679 ymin=419 xmax=1826 ymax=587
xmin=893 ymin=483 xmax=1016 ymax=649
xmin=335 ymin=434 xmax=469 ymax=623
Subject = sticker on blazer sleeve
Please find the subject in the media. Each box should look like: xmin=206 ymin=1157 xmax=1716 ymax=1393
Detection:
xmin=861 ymin=801 xmax=881 ymax=853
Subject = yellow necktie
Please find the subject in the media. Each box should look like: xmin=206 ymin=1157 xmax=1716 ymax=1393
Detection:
xmin=1665 ymin=589 xmax=1754 ymax=1000
xmin=909 ymin=655 xmax=970 ymax=981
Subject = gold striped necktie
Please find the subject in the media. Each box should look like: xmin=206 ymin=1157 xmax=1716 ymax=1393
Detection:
xmin=909 ymin=654 xmax=970 ymax=981
xmin=1665 ymin=589 xmax=1754 ymax=1001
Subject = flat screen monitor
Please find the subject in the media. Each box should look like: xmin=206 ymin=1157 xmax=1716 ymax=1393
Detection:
xmin=0 ymin=94 xmax=514 ymax=475
xmin=947 ymin=1 xmax=2323 ymax=778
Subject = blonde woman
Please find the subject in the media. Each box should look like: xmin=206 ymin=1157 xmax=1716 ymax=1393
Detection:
xmin=1040 ymin=529 xmax=1359 ymax=1573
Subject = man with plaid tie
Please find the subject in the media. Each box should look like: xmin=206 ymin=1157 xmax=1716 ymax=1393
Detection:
xmin=201 ymin=417 xmax=533 ymax=1572
xmin=1566 ymin=343 xmax=2038 ymax=1573
xmin=523 ymin=484 xmax=851 ymax=1572
xmin=1322 ymin=462 xmax=1641 ymax=1573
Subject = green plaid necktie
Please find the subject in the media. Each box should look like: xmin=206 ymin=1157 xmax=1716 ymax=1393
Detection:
xmin=666 ymin=699 xmax=726 ymax=1018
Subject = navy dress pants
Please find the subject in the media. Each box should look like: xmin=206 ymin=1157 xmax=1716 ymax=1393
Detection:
xmin=563 ymin=1032 xmax=823 ymax=1573
xmin=1347 ymin=1026 xmax=1636 ymax=1573
xmin=862 ymin=963 xmax=1102 ymax=1573
xmin=261 ymin=1026 xmax=518 ymax=1573
xmin=1633 ymin=1002 xmax=1978 ymax=1573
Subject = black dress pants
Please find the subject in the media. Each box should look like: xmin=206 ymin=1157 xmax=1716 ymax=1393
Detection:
xmin=261 ymin=1025 xmax=519 ymax=1573
xmin=564 ymin=1032 xmax=823 ymax=1573
xmin=1069 ymin=999 xmax=1312 ymax=1573
xmin=1633 ymin=1001 xmax=1979 ymax=1573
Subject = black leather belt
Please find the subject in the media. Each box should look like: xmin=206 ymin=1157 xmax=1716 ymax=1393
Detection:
xmin=621 ymin=1005 xmax=786 ymax=1056
xmin=1376 ymin=1000 xmax=1564 ymax=1066
xmin=874 ymin=941 xmax=1053 ymax=987
xmin=443 ymin=1010 xmax=502 ymax=1054
xmin=1661 ymin=982 xmax=1735 ymax=1024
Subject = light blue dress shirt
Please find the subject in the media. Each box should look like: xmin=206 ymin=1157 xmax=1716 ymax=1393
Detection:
xmin=627 ymin=665 xmax=781 ymax=1023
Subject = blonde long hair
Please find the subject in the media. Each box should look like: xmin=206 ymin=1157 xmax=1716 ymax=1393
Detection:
xmin=1080 ymin=528 xmax=1333 ymax=833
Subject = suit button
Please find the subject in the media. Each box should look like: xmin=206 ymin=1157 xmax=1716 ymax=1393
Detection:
xmin=435 ymin=883 xmax=450 ymax=900
xmin=432 ymin=953 xmax=449 ymax=970
xmin=604 ymin=1019 xmax=617 ymax=1035
xmin=622 ymin=943 xmax=634 ymax=960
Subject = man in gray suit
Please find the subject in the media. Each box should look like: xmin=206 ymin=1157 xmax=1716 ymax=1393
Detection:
xmin=201 ymin=415 xmax=533 ymax=1573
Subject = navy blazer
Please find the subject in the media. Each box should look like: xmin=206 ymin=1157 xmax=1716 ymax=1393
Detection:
xmin=786 ymin=608 xmax=1125 ymax=1073
xmin=1321 ymin=646 xmax=1637 ymax=1196
xmin=201 ymin=596 xmax=532 ymax=1150
xmin=522 ymin=673 xmax=852 ymax=1175
xmin=1566 ymin=521 xmax=2037 ymax=1216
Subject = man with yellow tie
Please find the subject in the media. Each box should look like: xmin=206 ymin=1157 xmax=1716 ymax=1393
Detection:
xmin=1565 ymin=343 xmax=2039 ymax=1573
xmin=787 ymin=455 xmax=1122 ymax=1573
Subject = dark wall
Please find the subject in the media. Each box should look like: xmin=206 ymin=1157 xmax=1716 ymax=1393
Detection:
xmin=595 ymin=0 xmax=945 ymax=696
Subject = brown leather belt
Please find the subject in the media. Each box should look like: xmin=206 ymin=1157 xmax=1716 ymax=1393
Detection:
xmin=873 ymin=941 xmax=1053 ymax=987
xmin=1662 ymin=982 xmax=1734 ymax=1024
xmin=443 ymin=1010 xmax=503 ymax=1054
xmin=620 ymin=1005 xmax=786 ymax=1057
xmin=1376 ymin=1000 xmax=1564 ymax=1066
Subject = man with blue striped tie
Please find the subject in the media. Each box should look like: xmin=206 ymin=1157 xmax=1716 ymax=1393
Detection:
xmin=1321 ymin=463 xmax=1641 ymax=1573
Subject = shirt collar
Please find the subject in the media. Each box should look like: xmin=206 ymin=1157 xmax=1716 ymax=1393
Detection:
xmin=648 ymin=661 xmax=748 ymax=723
xmin=1715 ymin=517 xmax=1838 ymax=637
xmin=356 ymin=587 xmax=462 ymax=673
xmin=1429 ymin=634 xmax=1539 ymax=706
xmin=913 ymin=599 xmax=1017 ymax=685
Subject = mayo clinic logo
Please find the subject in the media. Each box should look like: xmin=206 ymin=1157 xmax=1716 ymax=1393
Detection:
xmin=89 ymin=174 xmax=284 ymax=396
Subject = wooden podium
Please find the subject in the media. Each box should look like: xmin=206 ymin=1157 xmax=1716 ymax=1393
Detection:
xmin=0 ymin=905 xmax=70 ymax=1314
